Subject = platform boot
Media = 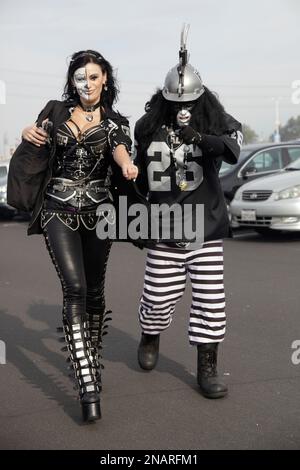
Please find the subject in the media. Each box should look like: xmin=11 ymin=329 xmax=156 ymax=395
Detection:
xmin=61 ymin=315 xmax=101 ymax=422
xmin=86 ymin=309 xmax=112 ymax=388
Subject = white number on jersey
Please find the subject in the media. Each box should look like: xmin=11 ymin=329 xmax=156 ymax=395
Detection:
xmin=147 ymin=142 xmax=203 ymax=192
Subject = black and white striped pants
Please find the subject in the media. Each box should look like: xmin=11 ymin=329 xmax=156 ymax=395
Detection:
xmin=139 ymin=240 xmax=226 ymax=345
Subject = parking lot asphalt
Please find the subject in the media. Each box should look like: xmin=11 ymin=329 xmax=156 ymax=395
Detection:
xmin=1 ymin=220 xmax=300 ymax=450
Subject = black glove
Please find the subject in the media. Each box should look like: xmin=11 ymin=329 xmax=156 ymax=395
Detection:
xmin=180 ymin=126 xmax=202 ymax=145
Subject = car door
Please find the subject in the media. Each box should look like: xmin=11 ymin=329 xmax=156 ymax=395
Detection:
xmin=283 ymin=146 xmax=300 ymax=165
xmin=238 ymin=147 xmax=283 ymax=186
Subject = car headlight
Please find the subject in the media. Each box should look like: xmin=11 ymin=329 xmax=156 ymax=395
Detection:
xmin=0 ymin=185 xmax=7 ymax=193
xmin=274 ymin=185 xmax=300 ymax=201
xmin=233 ymin=190 xmax=242 ymax=201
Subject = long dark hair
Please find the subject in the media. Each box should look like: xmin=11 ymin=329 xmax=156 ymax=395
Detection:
xmin=139 ymin=86 xmax=229 ymax=141
xmin=62 ymin=49 xmax=119 ymax=110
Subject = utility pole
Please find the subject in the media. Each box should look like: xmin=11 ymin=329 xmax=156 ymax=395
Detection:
xmin=272 ymin=97 xmax=282 ymax=143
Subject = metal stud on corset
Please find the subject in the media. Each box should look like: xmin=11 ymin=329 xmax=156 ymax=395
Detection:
xmin=74 ymin=169 xmax=85 ymax=179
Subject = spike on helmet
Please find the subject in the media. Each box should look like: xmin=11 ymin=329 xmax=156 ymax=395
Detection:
xmin=162 ymin=24 xmax=205 ymax=102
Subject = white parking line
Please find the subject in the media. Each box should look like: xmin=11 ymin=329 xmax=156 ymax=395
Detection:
xmin=2 ymin=223 xmax=19 ymax=228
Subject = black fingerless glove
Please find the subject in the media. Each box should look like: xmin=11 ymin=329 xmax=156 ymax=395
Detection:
xmin=180 ymin=126 xmax=225 ymax=157
xmin=180 ymin=126 xmax=202 ymax=145
xmin=181 ymin=126 xmax=226 ymax=157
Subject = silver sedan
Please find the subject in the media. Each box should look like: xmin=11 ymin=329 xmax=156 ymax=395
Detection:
xmin=230 ymin=158 xmax=300 ymax=233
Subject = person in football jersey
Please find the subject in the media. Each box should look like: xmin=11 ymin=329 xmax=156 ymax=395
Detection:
xmin=134 ymin=25 xmax=243 ymax=399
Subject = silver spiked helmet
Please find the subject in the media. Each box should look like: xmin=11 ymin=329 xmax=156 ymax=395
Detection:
xmin=162 ymin=24 xmax=205 ymax=102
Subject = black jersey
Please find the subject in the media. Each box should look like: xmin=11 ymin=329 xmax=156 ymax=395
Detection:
xmin=134 ymin=113 xmax=242 ymax=243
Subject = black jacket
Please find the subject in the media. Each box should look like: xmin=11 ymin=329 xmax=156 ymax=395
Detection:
xmin=7 ymin=100 xmax=132 ymax=235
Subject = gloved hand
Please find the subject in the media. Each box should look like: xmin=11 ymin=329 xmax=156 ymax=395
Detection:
xmin=180 ymin=126 xmax=202 ymax=145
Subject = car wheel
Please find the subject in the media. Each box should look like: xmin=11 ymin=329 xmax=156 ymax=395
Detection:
xmin=225 ymin=198 xmax=232 ymax=223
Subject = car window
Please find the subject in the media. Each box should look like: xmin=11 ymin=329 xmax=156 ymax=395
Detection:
xmin=286 ymin=147 xmax=300 ymax=163
xmin=285 ymin=156 xmax=300 ymax=170
xmin=219 ymin=149 xmax=252 ymax=175
xmin=244 ymin=148 xmax=282 ymax=173
xmin=219 ymin=161 xmax=233 ymax=175
xmin=0 ymin=166 xmax=7 ymax=178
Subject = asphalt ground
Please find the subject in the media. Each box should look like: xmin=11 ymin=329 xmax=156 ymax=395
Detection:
xmin=1 ymin=219 xmax=300 ymax=450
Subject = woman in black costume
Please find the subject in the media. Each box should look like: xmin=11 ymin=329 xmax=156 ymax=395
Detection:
xmin=8 ymin=50 xmax=138 ymax=422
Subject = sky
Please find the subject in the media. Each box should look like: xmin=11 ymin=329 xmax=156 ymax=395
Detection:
xmin=0 ymin=0 xmax=300 ymax=154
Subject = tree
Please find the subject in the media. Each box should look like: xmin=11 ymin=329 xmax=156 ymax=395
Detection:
xmin=279 ymin=116 xmax=300 ymax=141
xmin=242 ymin=124 xmax=258 ymax=144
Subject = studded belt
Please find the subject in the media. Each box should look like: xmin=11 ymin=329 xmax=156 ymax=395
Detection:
xmin=41 ymin=208 xmax=104 ymax=231
xmin=45 ymin=177 xmax=112 ymax=209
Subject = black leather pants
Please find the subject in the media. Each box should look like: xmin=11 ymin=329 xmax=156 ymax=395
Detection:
xmin=42 ymin=215 xmax=112 ymax=324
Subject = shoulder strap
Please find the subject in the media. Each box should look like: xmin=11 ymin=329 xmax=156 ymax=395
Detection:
xmin=68 ymin=118 xmax=81 ymax=135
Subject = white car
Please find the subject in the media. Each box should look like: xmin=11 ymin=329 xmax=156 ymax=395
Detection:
xmin=230 ymin=158 xmax=300 ymax=234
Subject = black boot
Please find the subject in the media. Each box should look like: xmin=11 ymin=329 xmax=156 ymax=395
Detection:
xmin=138 ymin=333 xmax=160 ymax=371
xmin=62 ymin=316 xmax=101 ymax=422
xmin=86 ymin=310 xmax=112 ymax=389
xmin=197 ymin=343 xmax=228 ymax=399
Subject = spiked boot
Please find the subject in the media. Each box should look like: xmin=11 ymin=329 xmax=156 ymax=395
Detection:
xmin=86 ymin=310 xmax=112 ymax=388
xmin=61 ymin=315 xmax=101 ymax=422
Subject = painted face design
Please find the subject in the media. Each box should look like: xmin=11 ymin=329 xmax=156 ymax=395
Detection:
xmin=73 ymin=67 xmax=89 ymax=101
xmin=172 ymin=101 xmax=195 ymax=114
xmin=171 ymin=101 xmax=195 ymax=127
xmin=176 ymin=108 xmax=192 ymax=127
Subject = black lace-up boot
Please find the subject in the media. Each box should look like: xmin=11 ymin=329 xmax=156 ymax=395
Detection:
xmin=61 ymin=315 xmax=101 ymax=422
xmin=138 ymin=333 xmax=160 ymax=371
xmin=86 ymin=310 xmax=112 ymax=388
xmin=197 ymin=343 xmax=228 ymax=399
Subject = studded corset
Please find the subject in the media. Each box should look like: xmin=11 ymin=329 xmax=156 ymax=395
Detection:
xmin=41 ymin=119 xmax=118 ymax=231
xmin=52 ymin=120 xmax=110 ymax=181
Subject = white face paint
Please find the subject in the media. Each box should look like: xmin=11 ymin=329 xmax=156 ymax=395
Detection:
xmin=176 ymin=108 xmax=192 ymax=127
xmin=73 ymin=67 xmax=90 ymax=101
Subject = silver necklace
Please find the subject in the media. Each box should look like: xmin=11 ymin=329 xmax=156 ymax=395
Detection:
xmin=78 ymin=101 xmax=101 ymax=122
xmin=167 ymin=127 xmax=188 ymax=191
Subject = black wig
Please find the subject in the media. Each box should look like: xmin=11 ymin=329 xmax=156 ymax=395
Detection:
xmin=139 ymin=86 xmax=229 ymax=141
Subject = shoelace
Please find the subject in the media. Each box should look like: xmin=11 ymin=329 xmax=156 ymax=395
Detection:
xmin=199 ymin=351 xmax=217 ymax=378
